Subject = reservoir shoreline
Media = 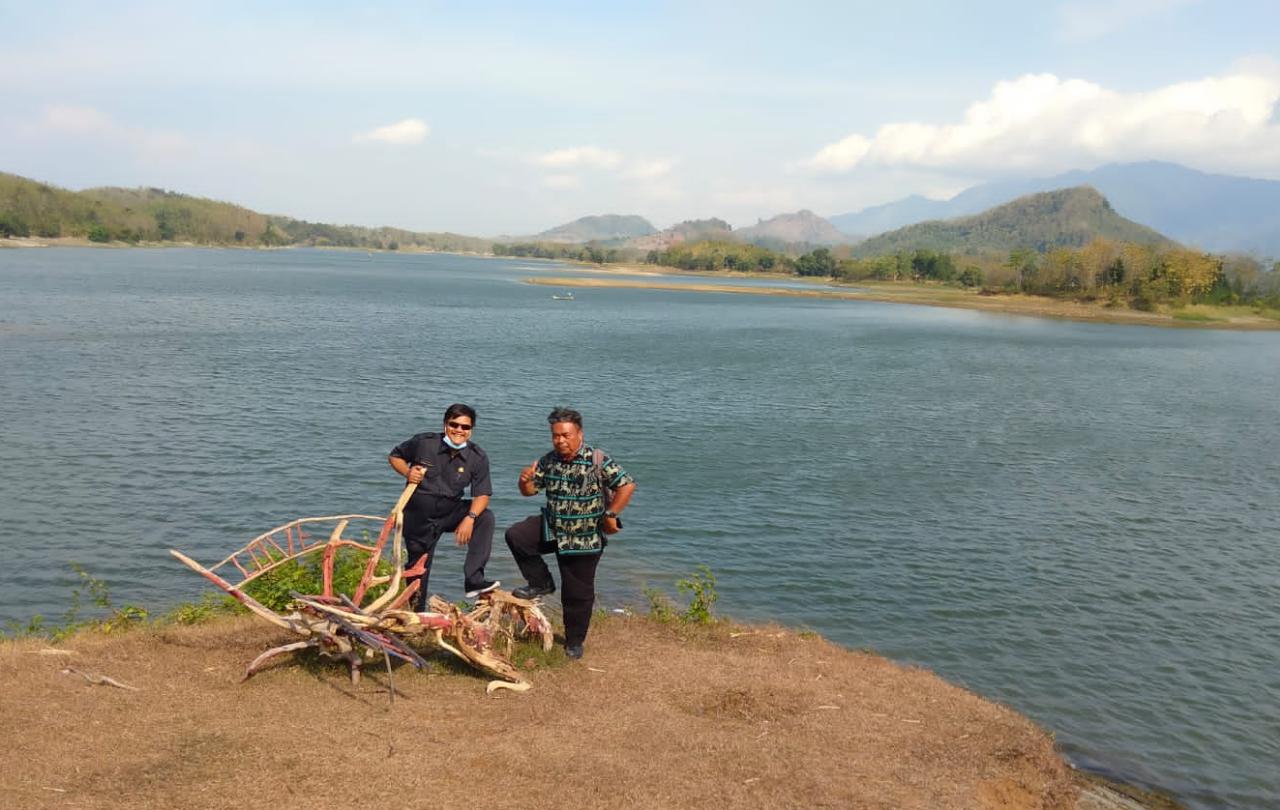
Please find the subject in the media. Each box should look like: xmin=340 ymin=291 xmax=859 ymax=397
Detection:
xmin=5 ymin=238 xmax=1275 ymax=330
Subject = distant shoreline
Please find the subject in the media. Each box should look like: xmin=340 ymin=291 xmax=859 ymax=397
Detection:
xmin=527 ymin=273 xmax=1280 ymax=331
xmin=7 ymin=238 xmax=1275 ymax=331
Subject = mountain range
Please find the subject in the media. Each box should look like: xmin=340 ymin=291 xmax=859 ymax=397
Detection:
xmin=830 ymin=161 xmax=1280 ymax=256
xmin=6 ymin=161 xmax=1280 ymax=259
xmin=528 ymin=210 xmax=848 ymax=250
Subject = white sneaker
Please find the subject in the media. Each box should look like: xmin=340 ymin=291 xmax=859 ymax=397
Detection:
xmin=465 ymin=580 xmax=500 ymax=598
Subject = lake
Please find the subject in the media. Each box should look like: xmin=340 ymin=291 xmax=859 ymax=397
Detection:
xmin=1 ymin=247 xmax=1277 ymax=809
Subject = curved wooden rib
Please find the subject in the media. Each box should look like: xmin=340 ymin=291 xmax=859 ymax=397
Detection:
xmin=243 ymin=640 xmax=314 ymax=681
xmin=169 ymin=549 xmax=292 ymax=630
xmin=203 ymin=514 xmax=388 ymax=588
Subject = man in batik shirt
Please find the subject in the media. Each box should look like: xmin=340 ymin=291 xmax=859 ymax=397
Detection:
xmin=505 ymin=407 xmax=636 ymax=659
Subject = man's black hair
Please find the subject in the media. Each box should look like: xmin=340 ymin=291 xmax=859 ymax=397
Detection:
xmin=547 ymin=407 xmax=582 ymax=427
xmin=444 ymin=403 xmax=477 ymax=424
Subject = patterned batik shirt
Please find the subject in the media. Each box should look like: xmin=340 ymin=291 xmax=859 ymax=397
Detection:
xmin=531 ymin=443 xmax=634 ymax=554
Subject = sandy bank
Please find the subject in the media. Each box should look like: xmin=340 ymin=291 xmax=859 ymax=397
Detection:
xmin=527 ymin=274 xmax=1280 ymax=331
xmin=0 ymin=614 xmax=1182 ymax=809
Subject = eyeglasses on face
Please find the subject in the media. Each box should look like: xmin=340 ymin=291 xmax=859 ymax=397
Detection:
xmin=446 ymin=421 xmax=474 ymax=431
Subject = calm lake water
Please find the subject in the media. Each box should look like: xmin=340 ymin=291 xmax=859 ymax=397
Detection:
xmin=2 ymin=248 xmax=1277 ymax=808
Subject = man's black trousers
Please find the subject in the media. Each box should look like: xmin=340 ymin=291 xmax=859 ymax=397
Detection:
xmin=504 ymin=514 xmax=601 ymax=648
xmin=402 ymin=494 xmax=494 ymax=610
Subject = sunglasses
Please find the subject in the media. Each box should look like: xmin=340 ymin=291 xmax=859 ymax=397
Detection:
xmin=446 ymin=421 xmax=474 ymax=431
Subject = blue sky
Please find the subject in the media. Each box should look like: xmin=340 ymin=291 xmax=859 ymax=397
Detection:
xmin=2 ymin=1 xmax=1278 ymax=234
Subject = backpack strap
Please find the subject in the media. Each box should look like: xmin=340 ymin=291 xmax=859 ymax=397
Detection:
xmin=592 ymin=447 xmax=610 ymax=498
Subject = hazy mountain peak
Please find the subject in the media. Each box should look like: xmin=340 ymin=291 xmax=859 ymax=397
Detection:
xmin=831 ymin=161 xmax=1280 ymax=255
xmin=850 ymin=186 xmax=1173 ymax=257
xmin=735 ymin=209 xmax=847 ymax=247
xmin=532 ymin=214 xmax=656 ymax=243
xmin=627 ymin=218 xmax=733 ymax=250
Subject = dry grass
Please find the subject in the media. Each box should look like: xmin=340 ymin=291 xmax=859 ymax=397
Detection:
xmin=0 ymin=614 xmax=1082 ymax=810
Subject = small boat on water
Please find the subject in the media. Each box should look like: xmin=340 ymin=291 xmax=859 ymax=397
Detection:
xmin=551 ymin=292 xmax=576 ymax=301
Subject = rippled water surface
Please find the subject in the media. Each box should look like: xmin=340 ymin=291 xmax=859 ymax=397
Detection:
xmin=2 ymin=249 xmax=1277 ymax=808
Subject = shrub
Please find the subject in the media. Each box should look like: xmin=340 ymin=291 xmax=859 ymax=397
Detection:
xmin=645 ymin=566 xmax=721 ymax=625
xmin=0 ymin=213 xmax=31 ymax=237
xmin=242 ymin=547 xmax=393 ymax=612
xmin=676 ymin=566 xmax=719 ymax=624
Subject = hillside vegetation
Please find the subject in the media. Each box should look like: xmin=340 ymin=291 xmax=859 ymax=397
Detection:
xmin=0 ymin=173 xmax=490 ymax=252
xmin=647 ymin=226 xmax=1279 ymax=314
xmin=628 ymin=218 xmax=733 ymax=250
xmin=851 ymin=187 xmax=1173 ymax=257
xmin=830 ymin=161 xmax=1280 ymax=256
xmin=530 ymin=213 xmax=657 ymax=243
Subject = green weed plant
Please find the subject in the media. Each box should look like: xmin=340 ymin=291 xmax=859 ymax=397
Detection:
xmin=2 ymin=563 xmax=149 ymax=640
xmin=645 ymin=566 xmax=720 ymax=625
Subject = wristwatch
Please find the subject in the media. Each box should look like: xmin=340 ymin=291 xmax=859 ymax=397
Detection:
xmin=604 ymin=510 xmax=622 ymax=528
xmin=466 ymin=511 xmax=480 ymax=520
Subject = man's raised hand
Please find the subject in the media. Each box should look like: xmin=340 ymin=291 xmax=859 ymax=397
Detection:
xmin=518 ymin=461 xmax=538 ymax=485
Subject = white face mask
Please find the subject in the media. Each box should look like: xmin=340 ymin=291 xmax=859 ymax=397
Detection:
xmin=443 ymin=434 xmax=468 ymax=450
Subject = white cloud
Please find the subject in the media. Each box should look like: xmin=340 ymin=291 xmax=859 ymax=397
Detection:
xmin=1056 ymin=0 xmax=1195 ymax=42
xmin=526 ymin=147 xmax=674 ymax=192
xmin=27 ymin=104 xmax=190 ymax=159
xmin=535 ymin=145 xmax=621 ymax=169
xmin=806 ymin=63 xmax=1280 ymax=177
xmin=353 ymin=118 xmax=430 ymax=145
xmin=622 ymin=158 xmax=675 ymax=180
xmin=541 ymin=174 xmax=581 ymax=190
xmin=806 ymin=134 xmax=872 ymax=173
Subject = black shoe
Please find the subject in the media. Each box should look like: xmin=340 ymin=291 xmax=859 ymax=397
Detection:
xmin=464 ymin=580 xmax=500 ymax=598
xmin=512 ymin=582 xmax=555 ymax=599
xmin=564 ymin=643 xmax=584 ymax=660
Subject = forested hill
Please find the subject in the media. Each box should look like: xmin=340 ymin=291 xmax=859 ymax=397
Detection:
xmin=851 ymin=187 xmax=1175 ymax=257
xmin=830 ymin=161 xmax=1280 ymax=255
xmin=734 ymin=209 xmax=848 ymax=248
xmin=628 ymin=218 xmax=733 ymax=250
xmin=0 ymin=172 xmax=490 ymax=252
xmin=531 ymin=214 xmax=657 ymax=243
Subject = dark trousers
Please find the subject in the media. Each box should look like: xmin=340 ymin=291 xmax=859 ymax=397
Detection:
xmin=403 ymin=495 xmax=494 ymax=610
xmin=504 ymin=515 xmax=602 ymax=647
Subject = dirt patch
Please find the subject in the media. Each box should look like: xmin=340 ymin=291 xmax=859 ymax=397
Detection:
xmin=1 ymin=615 xmax=1084 ymax=809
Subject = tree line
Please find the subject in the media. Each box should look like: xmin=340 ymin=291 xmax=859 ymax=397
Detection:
xmin=493 ymin=242 xmax=636 ymax=263
xmin=0 ymin=173 xmax=490 ymax=252
xmin=644 ymin=239 xmax=1280 ymax=309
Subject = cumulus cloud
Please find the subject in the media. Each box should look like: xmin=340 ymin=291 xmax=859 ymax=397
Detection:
xmin=535 ymin=145 xmax=622 ymax=169
xmin=807 ymin=64 xmax=1280 ymax=177
xmin=353 ymin=118 xmax=430 ymax=145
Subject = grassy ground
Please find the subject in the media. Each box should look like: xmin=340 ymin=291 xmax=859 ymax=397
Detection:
xmin=530 ymin=273 xmax=1280 ymax=331
xmin=2 ymin=611 xmax=1089 ymax=810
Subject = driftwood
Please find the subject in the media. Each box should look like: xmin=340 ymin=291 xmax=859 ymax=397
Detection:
xmin=170 ymin=483 xmax=553 ymax=693
xmin=60 ymin=667 xmax=140 ymax=691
